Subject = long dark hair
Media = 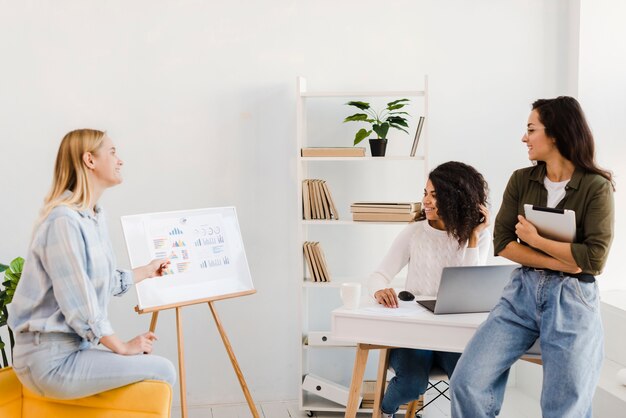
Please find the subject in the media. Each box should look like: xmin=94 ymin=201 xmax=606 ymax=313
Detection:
xmin=532 ymin=96 xmax=614 ymax=189
xmin=428 ymin=161 xmax=489 ymax=247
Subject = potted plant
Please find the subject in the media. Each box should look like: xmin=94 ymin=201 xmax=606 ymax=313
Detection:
xmin=343 ymin=98 xmax=410 ymax=156
xmin=0 ymin=257 xmax=24 ymax=368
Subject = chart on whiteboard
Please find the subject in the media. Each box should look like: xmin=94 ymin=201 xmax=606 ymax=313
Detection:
xmin=144 ymin=214 xmax=234 ymax=278
xmin=122 ymin=207 xmax=254 ymax=310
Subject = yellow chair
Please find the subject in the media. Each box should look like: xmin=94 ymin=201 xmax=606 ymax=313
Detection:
xmin=0 ymin=366 xmax=172 ymax=418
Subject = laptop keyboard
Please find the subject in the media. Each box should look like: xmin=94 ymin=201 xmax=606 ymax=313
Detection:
xmin=417 ymin=299 xmax=437 ymax=312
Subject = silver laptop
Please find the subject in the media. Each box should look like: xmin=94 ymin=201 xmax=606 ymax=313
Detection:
xmin=417 ymin=265 xmax=518 ymax=314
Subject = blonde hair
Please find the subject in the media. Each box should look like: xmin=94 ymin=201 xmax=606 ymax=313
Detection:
xmin=39 ymin=129 xmax=106 ymax=222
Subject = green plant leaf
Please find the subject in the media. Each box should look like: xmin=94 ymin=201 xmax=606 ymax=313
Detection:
xmin=372 ymin=123 xmax=390 ymax=139
xmin=343 ymin=113 xmax=370 ymax=123
xmin=389 ymin=124 xmax=410 ymax=134
xmin=387 ymin=103 xmax=407 ymax=111
xmin=10 ymin=257 xmax=24 ymax=274
xmin=387 ymin=98 xmax=410 ymax=106
xmin=0 ymin=264 xmax=8 ymax=273
xmin=387 ymin=116 xmax=409 ymax=127
xmin=2 ymin=257 xmax=24 ymax=306
xmin=345 ymin=101 xmax=370 ymax=110
xmin=354 ymin=128 xmax=372 ymax=145
xmin=4 ymin=290 xmax=15 ymax=304
xmin=388 ymin=111 xmax=410 ymax=117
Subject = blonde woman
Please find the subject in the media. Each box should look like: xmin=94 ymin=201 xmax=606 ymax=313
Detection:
xmin=8 ymin=129 xmax=176 ymax=399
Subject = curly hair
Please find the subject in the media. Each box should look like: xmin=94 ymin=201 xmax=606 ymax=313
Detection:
xmin=428 ymin=161 xmax=489 ymax=246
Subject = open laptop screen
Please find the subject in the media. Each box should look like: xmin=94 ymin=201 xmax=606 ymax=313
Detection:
xmin=417 ymin=264 xmax=518 ymax=314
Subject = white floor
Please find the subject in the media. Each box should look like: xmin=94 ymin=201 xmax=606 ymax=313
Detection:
xmin=173 ymin=387 xmax=541 ymax=418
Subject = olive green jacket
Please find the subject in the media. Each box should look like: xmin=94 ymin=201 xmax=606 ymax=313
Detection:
xmin=494 ymin=163 xmax=614 ymax=275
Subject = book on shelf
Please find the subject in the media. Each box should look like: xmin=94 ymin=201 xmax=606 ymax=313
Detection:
xmin=351 ymin=202 xmax=423 ymax=214
xmin=316 ymin=180 xmax=330 ymax=219
xmin=302 ymin=241 xmax=316 ymax=281
xmin=301 ymin=147 xmax=366 ymax=157
xmin=353 ymin=211 xmax=420 ymax=222
xmin=351 ymin=202 xmax=422 ymax=212
xmin=302 ymin=180 xmax=312 ymax=220
xmin=305 ymin=241 xmax=320 ymax=282
xmin=302 ymin=179 xmax=339 ymax=220
xmin=303 ymin=241 xmax=331 ymax=282
xmin=310 ymin=180 xmax=321 ymax=219
xmin=321 ymin=181 xmax=339 ymax=220
xmin=305 ymin=241 xmax=322 ymax=282
xmin=410 ymin=116 xmax=425 ymax=157
xmin=315 ymin=242 xmax=332 ymax=282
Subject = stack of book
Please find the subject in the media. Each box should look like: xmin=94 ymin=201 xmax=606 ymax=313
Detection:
xmin=351 ymin=202 xmax=423 ymax=222
xmin=360 ymin=380 xmax=421 ymax=411
xmin=301 ymin=147 xmax=365 ymax=157
xmin=302 ymin=179 xmax=339 ymax=220
xmin=303 ymin=241 xmax=331 ymax=282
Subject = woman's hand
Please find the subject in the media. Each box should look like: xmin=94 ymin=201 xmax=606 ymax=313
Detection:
xmin=375 ymin=288 xmax=399 ymax=308
xmin=100 ymin=332 xmax=158 ymax=355
xmin=133 ymin=259 xmax=171 ymax=283
xmin=515 ymin=215 xmax=541 ymax=247
xmin=474 ymin=205 xmax=490 ymax=234
xmin=468 ymin=205 xmax=490 ymax=247
xmin=514 ymin=215 xmax=582 ymax=273
xmin=122 ymin=332 xmax=158 ymax=355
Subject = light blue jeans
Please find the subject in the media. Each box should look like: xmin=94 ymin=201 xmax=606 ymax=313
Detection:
xmin=381 ymin=348 xmax=461 ymax=416
xmin=12 ymin=332 xmax=176 ymax=399
xmin=450 ymin=267 xmax=603 ymax=418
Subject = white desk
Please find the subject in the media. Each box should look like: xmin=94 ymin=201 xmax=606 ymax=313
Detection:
xmin=331 ymin=300 xmax=488 ymax=418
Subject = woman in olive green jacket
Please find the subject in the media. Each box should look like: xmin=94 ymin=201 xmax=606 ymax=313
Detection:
xmin=450 ymin=96 xmax=614 ymax=418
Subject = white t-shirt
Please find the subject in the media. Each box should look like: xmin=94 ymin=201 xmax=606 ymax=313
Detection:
xmin=543 ymin=177 xmax=569 ymax=208
xmin=368 ymin=220 xmax=491 ymax=298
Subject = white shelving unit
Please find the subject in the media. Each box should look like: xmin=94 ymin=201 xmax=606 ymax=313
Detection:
xmin=295 ymin=76 xmax=429 ymax=415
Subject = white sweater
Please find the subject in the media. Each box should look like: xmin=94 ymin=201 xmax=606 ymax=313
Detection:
xmin=368 ymin=220 xmax=491 ymax=298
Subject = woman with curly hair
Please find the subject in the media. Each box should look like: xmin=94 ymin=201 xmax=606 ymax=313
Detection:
xmin=368 ymin=161 xmax=491 ymax=418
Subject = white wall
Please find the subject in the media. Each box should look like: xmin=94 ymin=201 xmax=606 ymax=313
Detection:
xmin=0 ymin=0 xmax=573 ymax=405
xmin=578 ymin=0 xmax=626 ymax=291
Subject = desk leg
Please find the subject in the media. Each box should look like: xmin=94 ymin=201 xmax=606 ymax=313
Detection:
xmin=372 ymin=348 xmax=390 ymax=418
xmin=345 ymin=344 xmax=370 ymax=418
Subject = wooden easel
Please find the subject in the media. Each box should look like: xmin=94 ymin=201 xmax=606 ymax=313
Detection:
xmin=136 ymin=289 xmax=259 ymax=418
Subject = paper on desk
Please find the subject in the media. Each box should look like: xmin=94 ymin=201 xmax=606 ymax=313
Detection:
xmin=362 ymin=300 xmax=429 ymax=317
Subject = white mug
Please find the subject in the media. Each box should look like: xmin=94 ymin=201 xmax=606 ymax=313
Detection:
xmin=340 ymin=282 xmax=362 ymax=310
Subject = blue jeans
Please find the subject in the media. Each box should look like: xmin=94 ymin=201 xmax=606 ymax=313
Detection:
xmin=450 ymin=267 xmax=603 ymax=418
xmin=381 ymin=348 xmax=461 ymax=415
xmin=12 ymin=332 xmax=176 ymax=399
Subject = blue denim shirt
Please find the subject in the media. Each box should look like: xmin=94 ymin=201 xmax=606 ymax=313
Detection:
xmin=8 ymin=204 xmax=133 ymax=343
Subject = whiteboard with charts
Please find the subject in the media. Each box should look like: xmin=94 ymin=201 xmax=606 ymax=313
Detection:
xmin=121 ymin=207 xmax=254 ymax=312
